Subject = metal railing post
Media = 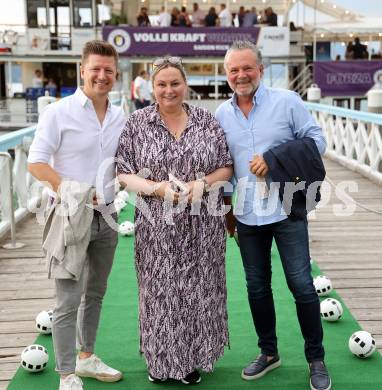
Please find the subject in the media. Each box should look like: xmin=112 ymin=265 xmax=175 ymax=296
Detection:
xmin=0 ymin=152 xmax=25 ymax=249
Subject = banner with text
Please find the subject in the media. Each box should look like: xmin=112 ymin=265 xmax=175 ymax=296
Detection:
xmin=314 ymin=61 xmax=382 ymax=96
xmin=103 ymin=26 xmax=289 ymax=57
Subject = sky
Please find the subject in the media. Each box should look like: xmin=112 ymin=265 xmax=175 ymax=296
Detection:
xmin=0 ymin=0 xmax=381 ymax=27
xmin=325 ymin=0 xmax=381 ymax=17
xmin=288 ymin=0 xmax=382 ymax=25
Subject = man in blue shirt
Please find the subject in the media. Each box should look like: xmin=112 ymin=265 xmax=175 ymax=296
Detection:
xmin=216 ymin=41 xmax=331 ymax=390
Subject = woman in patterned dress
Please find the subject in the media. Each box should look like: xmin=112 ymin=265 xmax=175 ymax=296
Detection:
xmin=117 ymin=57 xmax=233 ymax=384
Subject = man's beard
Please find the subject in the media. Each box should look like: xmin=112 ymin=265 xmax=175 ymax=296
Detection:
xmin=230 ymin=78 xmax=260 ymax=96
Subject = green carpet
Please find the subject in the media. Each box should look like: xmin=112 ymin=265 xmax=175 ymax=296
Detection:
xmin=8 ymin=206 xmax=382 ymax=389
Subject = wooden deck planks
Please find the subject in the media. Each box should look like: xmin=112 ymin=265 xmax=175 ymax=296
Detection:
xmin=0 ymin=157 xmax=382 ymax=388
xmin=309 ymin=157 xmax=382 ymax=355
xmin=0 ymin=217 xmax=52 ymax=388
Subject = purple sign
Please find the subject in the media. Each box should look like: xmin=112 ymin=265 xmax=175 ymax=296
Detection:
xmin=103 ymin=27 xmax=260 ymax=57
xmin=314 ymin=61 xmax=382 ymax=96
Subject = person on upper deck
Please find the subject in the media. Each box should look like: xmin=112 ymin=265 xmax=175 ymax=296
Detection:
xmin=192 ymin=2 xmax=205 ymax=27
xmin=218 ymin=3 xmax=233 ymax=27
xmin=205 ymin=7 xmax=218 ymax=27
xmin=264 ymin=7 xmax=278 ymax=26
xmin=137 ymin=7 xmax=151 ymax=26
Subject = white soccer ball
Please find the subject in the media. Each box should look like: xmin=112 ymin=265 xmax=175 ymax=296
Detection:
xmin=313 ymin=275 xmax=333 ymax=296
xmin=117 ymin=190 xmax=130 ymax=202
xmin=349 ymin=331 xmax=376 ymax=358
xmin=35 ymin=310 xmax=53 ymax=334
xmin=20 ymin=344 xmax=49 ymax=372
xmin=119 ymin=221 xmax=135 ymax=236
xmin=320 ymin=298 xmax=343 ymax=322
xmin=114 ymin=197 xmax=126 ymax=214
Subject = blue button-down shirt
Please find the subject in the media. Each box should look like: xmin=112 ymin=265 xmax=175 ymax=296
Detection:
xmin=215 ymin=82 xmax=326 ymax=226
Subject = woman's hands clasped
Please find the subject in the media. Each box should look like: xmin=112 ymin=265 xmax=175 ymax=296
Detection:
xmin=153 ymin=179 xmax=205 ymax=204
xmin=153 ymin=181 xmax=181 ymax=202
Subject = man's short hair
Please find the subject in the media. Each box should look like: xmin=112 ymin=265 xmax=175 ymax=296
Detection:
xmin=224 ymin=40 xmax=263 ymax=69
xmin=82 ymin=40 xmax=119 ymax=67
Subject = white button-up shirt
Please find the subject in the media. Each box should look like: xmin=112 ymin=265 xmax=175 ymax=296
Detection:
xmin=28 ymin=88 xmax=126 ymax=203
xmin=219 ymin=8 xmax=232 ymax=27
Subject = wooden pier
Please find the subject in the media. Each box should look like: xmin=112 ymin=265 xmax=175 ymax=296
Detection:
xmin=1 ymin=157 xmax=382 ymax=389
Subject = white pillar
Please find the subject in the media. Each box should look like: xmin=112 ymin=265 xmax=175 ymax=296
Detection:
xmin=7 ymin=61 xmax=12 ymax=98
xmin=214 ymin=63 xmax=219 ymax=100
xmin=296 ymin=0 xmax=300 ymax=27
xmin=0 ymin=156 xmax=11 ymax=222
xmin=127 ymin=1 xmax=140 ymax=25
xmin=76 ymin=62 xmax=81 ymax=87
xmin=368 ymin=87 xmax=382 ymax=114
xmin=92 ymin=0 xmax=97 ymax=30
xmin=369 ymin=34 xmax=372 ymax=60
xmin=303 ymin=0 xmax=306 ymax=26
xmin=269 ymin=61 xmax=273 ymax=87
xmin=307 ymin=84 xmax=321 ymax=103
xmin=13 ymin=145 xmax=30 ymax=208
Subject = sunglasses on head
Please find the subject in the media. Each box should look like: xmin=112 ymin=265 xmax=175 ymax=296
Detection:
xmin=152 ymin=57 xmax=183 ymax=69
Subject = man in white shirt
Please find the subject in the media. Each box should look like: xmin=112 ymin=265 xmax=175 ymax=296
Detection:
xmin=218 ymin=4 xmax=232 ymax=27
xmin=32 ymin=69 xmax=44 ymax=88
xmin=191 ymin=3 xmax=205 ymax=27
xmin=157 ymin=5 xmax=171 ymax=27
xmin=133 ymin=70 xmax=152 ymax=110
xmin=28 ymin=40 xmax=126 ymax=390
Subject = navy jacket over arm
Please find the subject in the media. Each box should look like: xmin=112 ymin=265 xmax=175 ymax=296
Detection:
xmin=263 ymin=137 xmax=326 ymax=220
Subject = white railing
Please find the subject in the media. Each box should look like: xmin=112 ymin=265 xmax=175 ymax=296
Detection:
xmin=0 ymin=25 xmax=101 ymax=56
xmin=289 ymin=64 xmax=313 ymax=97
xmin=0 ymin=126 xmax=37 ymax=244
xmin=306 ymin=102 xmax=382 ymax=185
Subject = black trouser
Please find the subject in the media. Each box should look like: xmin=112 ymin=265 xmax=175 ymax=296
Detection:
xmin=236 ymin=217 xmax=324 ymax=362
xmin=134 ymin=99 xmax=151 ymax=110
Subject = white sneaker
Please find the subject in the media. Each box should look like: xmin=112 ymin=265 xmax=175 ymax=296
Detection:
xmin=75 ymin=354 xmax=122 ymax=382
xmin=59 ymin=374 xmax=83 ymax=390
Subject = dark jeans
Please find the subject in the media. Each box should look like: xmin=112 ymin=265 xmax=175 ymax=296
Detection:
xmin=236 ymin=217 xmax=324 ymax=363
xmin=134 ymin=99 xmax=151 ymax=110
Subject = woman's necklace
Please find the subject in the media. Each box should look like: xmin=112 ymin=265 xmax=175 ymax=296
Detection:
xmin=160 ymin=108 xmax=187 ymax=139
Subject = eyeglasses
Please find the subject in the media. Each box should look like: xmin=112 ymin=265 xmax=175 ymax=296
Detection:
xmin=152 ymin=57 xmax=183 ymax=69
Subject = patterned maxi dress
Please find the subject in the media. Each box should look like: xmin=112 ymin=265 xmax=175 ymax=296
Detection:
xmin=117 ymin=103 xmax=233 ymax=379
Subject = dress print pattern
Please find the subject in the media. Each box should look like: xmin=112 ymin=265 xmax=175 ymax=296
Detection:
xmin=117 ymin=103 xmax=233 ymax=379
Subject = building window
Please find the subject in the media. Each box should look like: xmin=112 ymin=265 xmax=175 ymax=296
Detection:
xmin=96 ymin=0 xmax=111 ymax=26
xmin=27 ymin=0 xmax=48 ymax=27
xmin=73 ymin=0 xmax=93 ymax=27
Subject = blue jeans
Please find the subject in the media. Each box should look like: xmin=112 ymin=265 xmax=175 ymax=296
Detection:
xmin=236 ymin=217 xmax=324 ymax=362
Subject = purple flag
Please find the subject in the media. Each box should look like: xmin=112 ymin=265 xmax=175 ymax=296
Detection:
xmin=314 ymin=61 xmax=382 ymax=96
